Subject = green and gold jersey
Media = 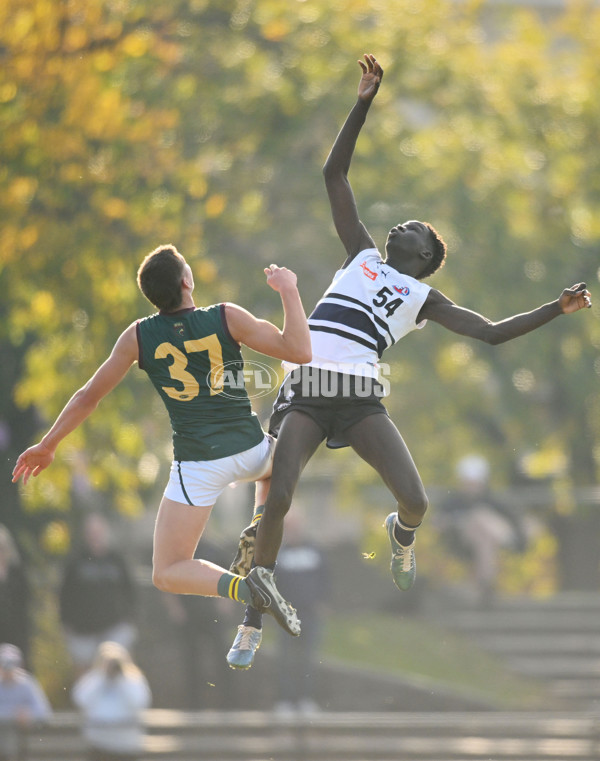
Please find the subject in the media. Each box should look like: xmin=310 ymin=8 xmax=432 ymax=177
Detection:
xmin=136 ymin=304 xmax=263 ymax=461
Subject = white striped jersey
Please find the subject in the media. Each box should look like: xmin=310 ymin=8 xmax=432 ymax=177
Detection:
xmin=292 ymin=248 xmax=431 ymax=379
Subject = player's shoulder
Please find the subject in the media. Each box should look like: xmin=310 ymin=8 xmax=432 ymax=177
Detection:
xmin=115 ymin=321 xmax=141 ymax=356
xmin=420 ymin=287 xmax=452 ymax=306
xmin=348 ymin=247 xmax=381 ymax=265
xmin=341 ymin=247 xmax=381 ymax=274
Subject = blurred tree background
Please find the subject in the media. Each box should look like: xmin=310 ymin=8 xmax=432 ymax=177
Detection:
xmin=1 ymin=0 xmax=599 ymax=600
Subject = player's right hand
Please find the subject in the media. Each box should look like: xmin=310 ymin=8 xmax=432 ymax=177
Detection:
xmin=264 ymin=264 xmax=298 ymax=293
xmin=12 ymin=443 xmax=55 ymax=485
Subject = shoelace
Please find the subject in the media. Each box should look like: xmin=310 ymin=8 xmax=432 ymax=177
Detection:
xmin=235 ymin=627 xmax=260 ymax=649
xmin=393 ymin=544 xmax=415 ymax=571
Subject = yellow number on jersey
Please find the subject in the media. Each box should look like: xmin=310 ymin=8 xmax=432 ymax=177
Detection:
xmin=155 ymin=334 xmax=224 ymax=401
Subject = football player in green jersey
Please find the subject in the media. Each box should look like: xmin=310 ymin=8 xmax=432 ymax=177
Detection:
xmin=13 ymin=244 xmax=311 ymax=637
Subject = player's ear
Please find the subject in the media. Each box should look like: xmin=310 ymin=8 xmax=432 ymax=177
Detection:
xmin=419 ymin=250 xmax=433 ymax=261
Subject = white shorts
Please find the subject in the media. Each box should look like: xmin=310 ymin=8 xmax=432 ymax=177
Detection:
xmin=164 ymin=434 xmax=275 ymax=507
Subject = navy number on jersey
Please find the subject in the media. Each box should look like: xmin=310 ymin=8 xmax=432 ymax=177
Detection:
xmin=372 ymin=287 xmax=404 ymax=317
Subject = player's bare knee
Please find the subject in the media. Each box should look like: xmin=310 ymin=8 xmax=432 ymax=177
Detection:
xmin=152 ymin=564 xmax=174 ymax=593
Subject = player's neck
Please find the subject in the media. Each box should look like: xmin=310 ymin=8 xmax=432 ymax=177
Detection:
xmin=386 ymin=257 xmax=424 ymax=280
xmin=179 ymin=293 xmax=196 ymax=309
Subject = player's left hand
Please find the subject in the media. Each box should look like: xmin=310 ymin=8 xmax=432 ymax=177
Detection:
xmin=12 ymin=443 xmax=55 ymax=485
xmin=559 ymin=282 xmax=592 ymax=314
xmin=264 ymin=264 xmax=298 ymax=292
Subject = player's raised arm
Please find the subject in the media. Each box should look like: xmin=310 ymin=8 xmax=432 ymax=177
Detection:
xmin=419 ymin=283 xmax=592 ymax=344
xmin=12 ymin=324 xmax=139 ymax=485
xmin=224 ymin=264 xmax=311 ymax=364
xmin=323 ymin=54 xmax=383 ymax=265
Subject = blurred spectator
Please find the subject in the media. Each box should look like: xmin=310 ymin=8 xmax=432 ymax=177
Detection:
xmin=72 ymin=641 xmax=151 ymax=761
xmin=0 ymin=643 xmax=51 ymax=761
xmin=60 ymin=513 xmax=137 ymax=675
xmin=162 ymin=540 xmax=234 ymax=709
xmin=273 ymin=513 xmax=329 ymax=714
xmin=436 ymin=455 xmax=529 ymax=606
xmin=0 ymin=526 xmax=31 ymax=668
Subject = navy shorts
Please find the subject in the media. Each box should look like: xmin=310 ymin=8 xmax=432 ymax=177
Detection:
xmin=269 ymin=366 xmax=389 ymax=449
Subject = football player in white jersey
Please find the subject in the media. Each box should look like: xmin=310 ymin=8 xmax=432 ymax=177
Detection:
xmin=226 ymin=54 xmax=592 ymax=670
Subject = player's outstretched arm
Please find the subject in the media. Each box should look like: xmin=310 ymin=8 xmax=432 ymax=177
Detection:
xmin=12 ymin=325 xmax=139 ymax=485
xmin=224 ymin=264 xmax=311 ymax=364
xmin=323 ymin=54 xmax=383 ymax=265
xmin=420 ymin=283 xmax=592 ymax=344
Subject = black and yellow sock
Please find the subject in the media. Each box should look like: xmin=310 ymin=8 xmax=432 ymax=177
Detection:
xmin=217 ymin=572 xmax=252 ymax=604
xmin=251 ymin=504 xmax=264 ymax=526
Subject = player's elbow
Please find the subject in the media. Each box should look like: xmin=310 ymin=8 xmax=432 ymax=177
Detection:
xmin=289 ymin=347 xmax=312 ymax=364
xmin=478 ymin=331 xmax=508 ymax=346
xmin=322 ymin=160 xmax=345 ymax=185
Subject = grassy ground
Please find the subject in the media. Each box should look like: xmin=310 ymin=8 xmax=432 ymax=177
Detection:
xmin=319 ymin=612 xmax=547 ymax=710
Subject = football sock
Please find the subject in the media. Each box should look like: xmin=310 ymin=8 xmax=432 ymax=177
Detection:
xmin=251 ymin=504 xmax=264 ymax=525
xmin=217 ymin=572 xmax=252 ymax=604
xmin=394 ymin=517 xmax=421 ymax=547
xmin=243 ymin=605 xmax=263 ymax=629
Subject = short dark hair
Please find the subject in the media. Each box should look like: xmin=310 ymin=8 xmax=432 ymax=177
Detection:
xmin=137 ymin=245 xmax=186 ymax=311
xmin=421 ymin=224 xmax=447 ymax=279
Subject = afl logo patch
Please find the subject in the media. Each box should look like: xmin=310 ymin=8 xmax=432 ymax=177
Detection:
xmin=393 ymin=285 xmax=410 ymax=296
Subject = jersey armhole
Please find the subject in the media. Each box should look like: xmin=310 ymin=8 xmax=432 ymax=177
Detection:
xmin=219 ymin=303 xmax=241 ymax=347
xmin=340 ymin=247 xmax=381 ymax=274
xmin=414 ymin=283 xmax=432 ymax=328
xmin=135 ymin=321 xmax=144 ymax=370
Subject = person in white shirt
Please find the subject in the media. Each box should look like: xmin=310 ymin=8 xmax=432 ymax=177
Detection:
xmin=72 ymin=641 xmax=151 ymax=761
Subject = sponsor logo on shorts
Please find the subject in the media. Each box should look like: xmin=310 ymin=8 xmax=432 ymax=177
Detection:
xmin=208 ymin=360 xmax=280 ymax=399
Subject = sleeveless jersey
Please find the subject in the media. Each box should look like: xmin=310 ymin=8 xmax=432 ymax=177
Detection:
xmin=136 ymin=304 xmax=263 ymax=461
xmin=299 ymin=248 xmax=431 ymax=378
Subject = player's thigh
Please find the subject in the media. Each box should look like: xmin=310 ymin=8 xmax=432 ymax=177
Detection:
xmin=344 ymin=413 xmax=425 ymax=502
xmin=153 ymin=496 xmax=213 ymax=570
xmin=269 ymin=411 xmax=325 ymax=494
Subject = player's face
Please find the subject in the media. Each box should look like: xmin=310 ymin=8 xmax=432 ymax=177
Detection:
xmin=385 ymin=220 xmax=434 ymax=272
xmin=385 ymin=220 xmax=431 ymax=254
xmin=385 ymin=219 xmax=431 ymax=264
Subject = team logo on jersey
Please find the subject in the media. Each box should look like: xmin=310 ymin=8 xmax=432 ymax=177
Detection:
xmin=173 ymin=322 xmax=185 ymax=336
xmin=360 ymin=261 xmax=378 ymax=280
xmin=393 ymin=285 xmax=410 ymax=296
